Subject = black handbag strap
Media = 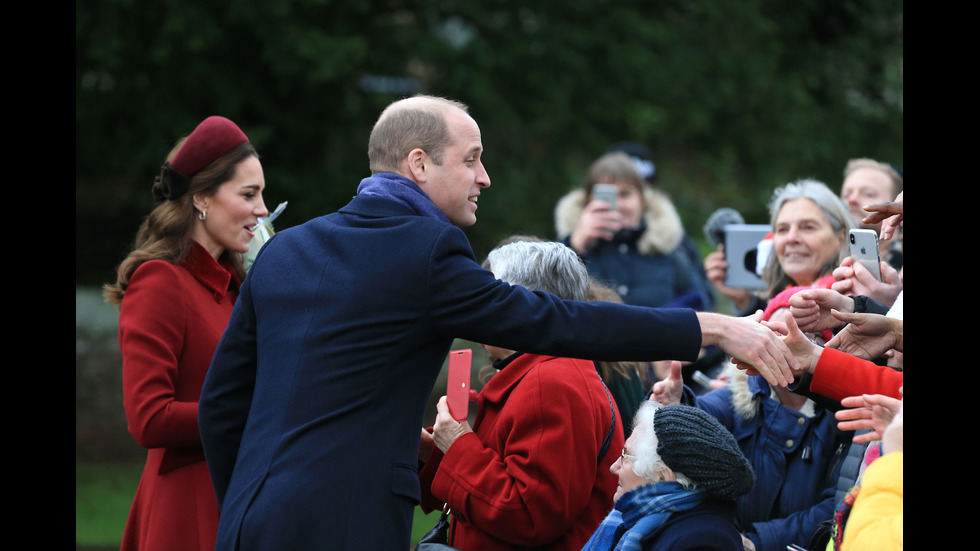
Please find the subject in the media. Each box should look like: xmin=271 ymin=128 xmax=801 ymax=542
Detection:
xmin=594 ymin=362 xmax=616 ymax=467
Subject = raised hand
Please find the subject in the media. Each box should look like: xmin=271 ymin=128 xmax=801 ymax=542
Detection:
xmin=568 ymin=200 xmax=624 ymax=253
xmin=835 ymin=393 xmax=902 ymax=444
xmin=650 ymin=361 xmax=684 ymax=406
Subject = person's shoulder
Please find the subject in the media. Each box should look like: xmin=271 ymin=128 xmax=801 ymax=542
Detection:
xmin=129 ymin=258 xmax=186 ymax=288
xmin=646 ymin=499 xmax=741 ymax=550
xmin=528 ymin=356 xmax=605 ymax=391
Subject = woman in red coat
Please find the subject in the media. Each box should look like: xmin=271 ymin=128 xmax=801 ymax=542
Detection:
xmin=419 ymin=240 xmax=624 ymax=551
xmin=104 ymin=116 xmax=268 ymax=551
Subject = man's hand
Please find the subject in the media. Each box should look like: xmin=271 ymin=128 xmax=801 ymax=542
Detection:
xmin=835 ymin=393 xmax=902 ymax=444
xmin=788 ymin=288 xmax=854 ymax=333
xmin=825 ymin=310 xmax=903 ymax=359
xmin=832 ymin=257 xmax=902 ymax=307
xmin=698 ymin=311 xmax=798 ymax=387
xmin=862 ymin=192 xmax=903 ymax=241
xmin=432 ymin=396 xmax=473 ymax=454
xmin=758 ymin=312 xmax=823 ymax=378
xmin=650 ymin=361 xmax=684 ymax=406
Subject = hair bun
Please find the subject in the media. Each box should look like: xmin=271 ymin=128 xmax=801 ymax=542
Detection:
xmin=151 ymin=162 xmax=191 ymax=202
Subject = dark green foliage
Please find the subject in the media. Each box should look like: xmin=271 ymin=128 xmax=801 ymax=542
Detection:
xmin=77 ymin=0 xmax=902 ymax=283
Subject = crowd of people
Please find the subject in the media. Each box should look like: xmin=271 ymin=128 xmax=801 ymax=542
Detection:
xmin=104 ymin=95 xmax=902 ymax=551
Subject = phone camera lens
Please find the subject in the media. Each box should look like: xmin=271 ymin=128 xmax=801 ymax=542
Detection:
xmin=849 ymin=234 xmax=855 ymax=244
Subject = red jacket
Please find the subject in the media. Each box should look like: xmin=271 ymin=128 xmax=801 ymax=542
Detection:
xmin=118 ymin=242 xmax=240 ymax=551
xmin=811 ymin=347 xmax=903 ymax=401
xmin=420 ymin=353 xmax=624 ymax=551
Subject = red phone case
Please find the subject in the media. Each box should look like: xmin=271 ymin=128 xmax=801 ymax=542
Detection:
xmin=447 ymin=349 xmax=472 ymax=421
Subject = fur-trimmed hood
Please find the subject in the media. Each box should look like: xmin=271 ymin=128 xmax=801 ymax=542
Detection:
xmin=723 ymin=363 xmax=816 ymax=420
xmin=553 ymin=186 xmax=685 ymax=255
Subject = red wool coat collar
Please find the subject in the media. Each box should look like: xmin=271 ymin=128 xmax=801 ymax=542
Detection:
xmin=184 ymin=240 xmax=241 ymax=299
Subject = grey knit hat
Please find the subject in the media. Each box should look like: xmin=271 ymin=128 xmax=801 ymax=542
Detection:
xmin=653 ymin=405 xmax=755 ymax=500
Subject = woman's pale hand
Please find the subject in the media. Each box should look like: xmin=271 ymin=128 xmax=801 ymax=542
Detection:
xmin=832 ymin=256 xmax=902 ymax=307
xmin=835 ymin=394 xmax=902 ymax=444
xmin=788 ymin=288 xmax=853 ymax=333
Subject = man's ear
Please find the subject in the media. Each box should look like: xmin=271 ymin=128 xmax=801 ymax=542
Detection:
xmin=406 ymin=148 xmax=428 ymax=184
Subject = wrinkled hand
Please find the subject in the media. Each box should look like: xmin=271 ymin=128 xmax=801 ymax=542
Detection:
xmin=432 ymin=396 xmax=474 ymax=454
xmin=835 ymin=394 xmax=902 ymax=444
xmin=832 ymin=257 xmax=902 ymax=307
xmin=700 ymin=311 xmax=798 ymax=387
xmin=703 ymin=246 xmax=752 ymax=309
xmin=788 ymin=288 xmax=853 ymax=333
xmin=650 ymin=361 xmax=684 ymax=406
xmin=862 ymin=192 xmax=903 ymax=241
xmin=568 ymin=200 xmax=624 ymax=253
xmin=825 ymin=310 xmax=902 ymax=358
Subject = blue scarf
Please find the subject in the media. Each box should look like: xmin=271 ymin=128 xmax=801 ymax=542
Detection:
xmin=582 ymin=482 xmax=706 ymax=551
xmin=356 ymin=172 xmax=449 ymax=223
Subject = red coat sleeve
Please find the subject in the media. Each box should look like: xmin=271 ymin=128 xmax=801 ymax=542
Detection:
xmin=811 ymin=347 xmax=903 ymax=401
xmin=119 ymin=261 xmax=202 ymax=449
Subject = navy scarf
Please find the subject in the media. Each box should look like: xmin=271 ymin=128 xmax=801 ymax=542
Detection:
xmin=356 ymin=172 xmax=449 ymax=223
xmin=582 ymin=482 xmax=705 ymax=551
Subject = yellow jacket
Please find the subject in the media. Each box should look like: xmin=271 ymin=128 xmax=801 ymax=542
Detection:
xmin=842 ymin=451 xmax=903 ymax=550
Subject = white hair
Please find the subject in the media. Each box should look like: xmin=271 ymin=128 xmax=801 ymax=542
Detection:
xmin=485 ymin=241 xmax=589 ymax=301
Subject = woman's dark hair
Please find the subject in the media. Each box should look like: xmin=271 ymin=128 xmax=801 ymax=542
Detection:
xmin=104 ymin=141 xmax=258 ymax=306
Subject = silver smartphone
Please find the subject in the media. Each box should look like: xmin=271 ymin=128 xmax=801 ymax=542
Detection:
xmin=592 ymin=183 xmax=618 ymax=211
xmin=848 ymin=229 xmax=882 ymax=282
xmin=724 ymin=224 xmax=770 ymax=289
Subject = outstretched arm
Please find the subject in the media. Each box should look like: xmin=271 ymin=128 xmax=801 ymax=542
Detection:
xmin=697 ymin=310 xmax=799 ymax=388
xmin=835 ymin=394 xmax=903 ymax=444
xmin=825 ymin=310 xmax=903 ymax=359
xmin=861 ymin=192 xmax=903 ymax=241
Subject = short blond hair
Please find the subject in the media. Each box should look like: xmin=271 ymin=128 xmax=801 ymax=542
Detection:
xmin=844 ymin=158 xmax=903 ymax=199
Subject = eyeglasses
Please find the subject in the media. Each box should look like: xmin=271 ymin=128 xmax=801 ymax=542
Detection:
xmin=621 ymin=448 xmax=639 ymax=463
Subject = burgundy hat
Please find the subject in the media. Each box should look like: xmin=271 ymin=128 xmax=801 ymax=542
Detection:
xmin=152 ymin=116 xmax=250 ymax=202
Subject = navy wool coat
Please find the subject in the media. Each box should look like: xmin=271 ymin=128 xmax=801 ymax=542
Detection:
xmin=199 ymin=193 xmax=702 ymax=551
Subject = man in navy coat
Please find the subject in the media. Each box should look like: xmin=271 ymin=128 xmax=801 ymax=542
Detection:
xmin=199 ymin=95 xmax=797 ymax=550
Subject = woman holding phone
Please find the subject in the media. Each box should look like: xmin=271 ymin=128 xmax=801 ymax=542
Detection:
xmin=704 ymin=179 xmax=855 ymax=316
xmin=555 ymin=151 xmax=712 ymax=311
xmin=418 ymin=241 xmax=622 ymax=551
xmin=104 ymin=116 xmax=269 ymax=551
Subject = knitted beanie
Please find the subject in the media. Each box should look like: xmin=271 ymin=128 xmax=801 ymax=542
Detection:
xmin=654 ymin=405 xmax=755 ymax=500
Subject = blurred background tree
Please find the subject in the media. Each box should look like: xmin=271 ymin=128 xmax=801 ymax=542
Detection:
xmin=76 ymin=0 xmax=902 ymax=285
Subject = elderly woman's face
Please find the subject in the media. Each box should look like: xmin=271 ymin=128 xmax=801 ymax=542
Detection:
xmin=610 ymin=432 xmax=647 ymax=502
xmin=773 ymin=198 xmax=845 ymax=286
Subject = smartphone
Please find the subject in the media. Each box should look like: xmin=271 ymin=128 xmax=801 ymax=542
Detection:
xmin=447 ymin=349 xmax=472 ymax=422
xmin=848 ymin=229 xmax=882 ymax=282
xmin=723 ymin=224 xmax=771 ymax=289
xmin=592 ymin=183 xmax=618 ymax=211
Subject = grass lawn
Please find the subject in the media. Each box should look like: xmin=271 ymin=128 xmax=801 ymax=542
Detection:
xmin=76 ymin=461 xmax=445 ymax=548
